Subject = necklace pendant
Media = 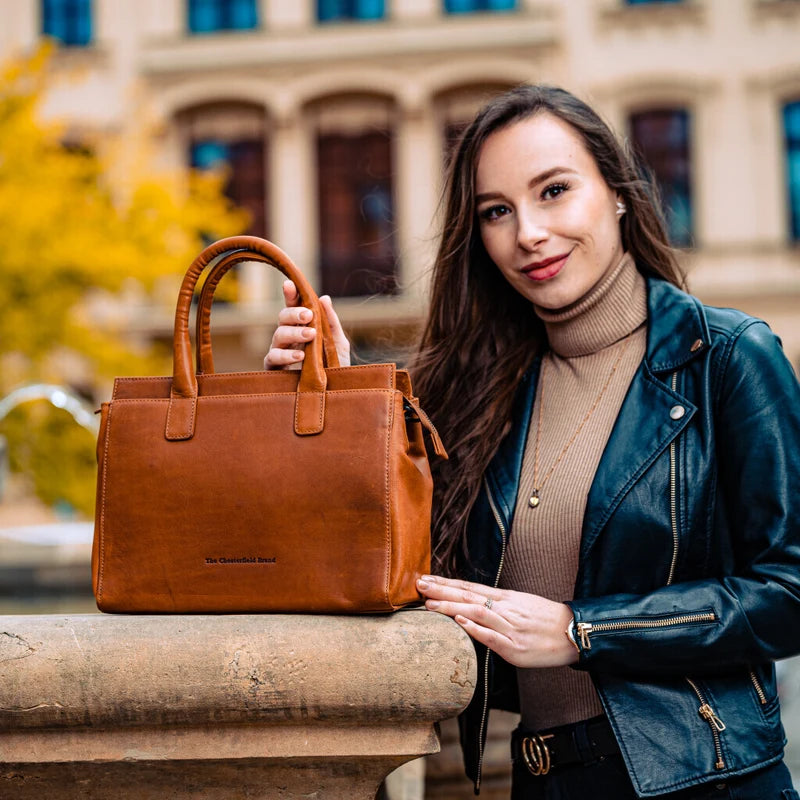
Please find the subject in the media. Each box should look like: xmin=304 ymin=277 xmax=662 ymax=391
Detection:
xmin=529 ymin=490 xmax=540 ymax=509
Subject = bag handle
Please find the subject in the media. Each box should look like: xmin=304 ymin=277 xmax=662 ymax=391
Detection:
xmin=166 ymin=236 xmax=328 ymax=441
xmin=193 ymin=250 xmax=340 ymax=375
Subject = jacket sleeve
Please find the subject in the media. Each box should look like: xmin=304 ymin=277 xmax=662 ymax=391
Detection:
xmin=567 ymin=320 xmax=800 ymax=676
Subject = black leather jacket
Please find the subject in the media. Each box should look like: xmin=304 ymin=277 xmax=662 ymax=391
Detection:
xmin=458 ymin=277 xmax=800 ymax=797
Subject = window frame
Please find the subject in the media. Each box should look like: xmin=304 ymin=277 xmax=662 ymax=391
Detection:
xmin=41 ymin=0 xmax=93 ymax=47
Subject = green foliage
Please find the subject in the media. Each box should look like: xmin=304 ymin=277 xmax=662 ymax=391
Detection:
xmin=0 ymin=46 xmax=248 ymax=517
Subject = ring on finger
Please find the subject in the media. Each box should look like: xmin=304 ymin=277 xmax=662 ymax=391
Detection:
xmin=484 ymin=597 xmax=493 ymax=610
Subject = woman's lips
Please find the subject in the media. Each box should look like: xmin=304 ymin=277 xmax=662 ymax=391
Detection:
xmin=522 ymin=252 xmax=570 ymax=282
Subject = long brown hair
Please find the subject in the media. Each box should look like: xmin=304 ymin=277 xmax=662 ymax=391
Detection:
xmin=411 ymin=84 xmax=684 ymax=578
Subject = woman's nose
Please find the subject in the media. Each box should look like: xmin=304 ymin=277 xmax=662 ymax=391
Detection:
xmin=516 ymin=209 xmax=549 ymax=251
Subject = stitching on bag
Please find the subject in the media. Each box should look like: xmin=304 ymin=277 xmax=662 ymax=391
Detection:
xmin=97 ymin=402 xmax=114 ymax=600
xmin=109 ymin=389 xmax=395 ymax=404
xmin=294 ymin=389 xmax=325 ymax=435
xmin=165 ymin=395 xmax=196 ymax=441
xmin=383 ymin=391 xmax=393 ymax=608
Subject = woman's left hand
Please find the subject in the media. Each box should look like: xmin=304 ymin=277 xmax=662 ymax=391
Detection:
xmin=417 ymin=575 xmax=579 ymax=668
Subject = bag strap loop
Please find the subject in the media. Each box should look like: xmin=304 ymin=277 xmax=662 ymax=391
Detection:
xmin=166 ymin=235 xmax=328 ymax=441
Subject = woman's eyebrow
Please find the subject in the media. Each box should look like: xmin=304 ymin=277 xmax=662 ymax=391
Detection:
xmin=475 ymin=166 xmax=579 ymax=204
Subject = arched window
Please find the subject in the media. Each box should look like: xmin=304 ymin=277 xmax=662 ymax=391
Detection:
xmin=188 ymin=0 xmax=258 ymax=34
xmin=42 ymin=0 xmax=92 ymax=46
xmin=784 ymin=100 xmax=800 ymax=242
xmin=178 ymin=102 xmax=268 ymax=238
xmin=310 ymin=97 xmax=397 ymax=298
xmin=629 ymin=108 xmax=693 ymax=247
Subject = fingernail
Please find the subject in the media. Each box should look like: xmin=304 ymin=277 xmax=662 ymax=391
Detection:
xmin=417 ymin=579 xmax=428 ymax=590
xmin=426 ymin=600 xmax=440 ymax=610
xmin=293 ymin=351 xmax=304 ymax=360
xmin=421 ymin=574 xmax=435 ymax=582
xmin=299 ymin=310 xmax=311 ymax=322
xmin=455 ymin=615 xmax=468 ymax=625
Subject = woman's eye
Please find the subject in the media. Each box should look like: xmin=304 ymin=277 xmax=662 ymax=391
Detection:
xmin=479 ymin=204 xmax=510 ymax=222
xmin=541 ymin=182 xmax=569 ymax=201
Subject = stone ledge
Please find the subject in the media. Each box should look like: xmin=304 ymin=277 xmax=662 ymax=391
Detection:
xmin=0 ymin=609 xmax=476 ymax=799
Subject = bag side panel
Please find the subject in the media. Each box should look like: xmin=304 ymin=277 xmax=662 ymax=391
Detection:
xmin=386 ymin=391 xmax=433 ymax=608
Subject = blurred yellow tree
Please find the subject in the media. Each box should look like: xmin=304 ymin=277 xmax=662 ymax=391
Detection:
xmin=0 ymin=47 xmax=248 ymax=516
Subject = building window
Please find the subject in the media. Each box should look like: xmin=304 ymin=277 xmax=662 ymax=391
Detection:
xmin=311 ymin=98 xmax=397 ymax=297
xmin=785 ymin=100 xmax=800 ymax=241
xmin=188 ymin=0 xmax=258 ymax=34
xmin=316 ymin=131 xmax=396 ymax=297
xmin=42 ymin=0 xmax=92 ymax=46
xmin=181 ymin=103 xmax=268 ymax=238
xmin=317 ymin=0 xmax=385 ymax=21
xmin=443 ymin=0 xmax=517 ymax=13
xmin=629 ymin=108 xmax=693 ymax=247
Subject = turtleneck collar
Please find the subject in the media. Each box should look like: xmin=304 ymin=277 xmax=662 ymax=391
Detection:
xmin=534 ymin=252 xmax=647 ymax=358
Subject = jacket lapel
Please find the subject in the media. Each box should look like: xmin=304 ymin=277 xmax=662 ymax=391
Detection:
xmin=484 ymin=357 xmax=541 ymax=533
xmin=578 ymin=277 xmax=711 ymax=568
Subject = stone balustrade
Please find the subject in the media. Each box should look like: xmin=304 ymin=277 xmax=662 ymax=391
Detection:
xmin=0 ymin=609 xmax=476 ymax=799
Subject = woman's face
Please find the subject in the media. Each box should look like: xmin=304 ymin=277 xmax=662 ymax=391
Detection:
xmin=475 ymin=112 xmax=624 ymax=310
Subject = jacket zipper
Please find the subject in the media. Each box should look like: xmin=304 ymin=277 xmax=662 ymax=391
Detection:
xmin=475 ymin=477 xmax=508 ymax=793
xmin=664 ymin=373 xmax=727 ymax=770
xmin=685 ymin=678 xmax=727 ymax=770
xmin=575 ymin=611 xmax=716 ymax=650
xmin=749 ymin=668 xmax=768 ymax=705
xmin=667 ymin=370 xmax=679 ymax=585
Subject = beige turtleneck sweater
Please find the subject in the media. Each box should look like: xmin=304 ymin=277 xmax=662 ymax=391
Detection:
xmin=499 ymin=252 xmax=648 ymax=731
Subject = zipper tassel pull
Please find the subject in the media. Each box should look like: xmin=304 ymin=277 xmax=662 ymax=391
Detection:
xmin=698 ymin=703 xmax=726 ymax=732
xmin=576 ymin=622 xmax=592 ymax=650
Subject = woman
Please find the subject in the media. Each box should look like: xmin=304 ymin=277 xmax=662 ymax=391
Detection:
xmin=266 ymin=86 xmax=800 ymax=799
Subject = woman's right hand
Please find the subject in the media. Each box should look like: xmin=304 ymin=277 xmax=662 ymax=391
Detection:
xmin=264 ymin=280 xmax=351 ymax=370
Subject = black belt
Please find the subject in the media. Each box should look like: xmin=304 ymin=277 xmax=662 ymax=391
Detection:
xmin=511 ymin=715 xmax=620 ymax=776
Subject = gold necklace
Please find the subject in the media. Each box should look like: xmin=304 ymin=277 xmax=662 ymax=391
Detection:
xmin=529 ymin=333 xmax=634 ymax=508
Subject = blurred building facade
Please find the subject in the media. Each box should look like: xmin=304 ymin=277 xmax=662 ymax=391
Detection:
xmin=1 ymin=0 xmax=798 ymax=370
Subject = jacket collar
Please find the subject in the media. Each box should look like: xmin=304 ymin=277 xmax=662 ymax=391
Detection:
xmin=645 ymin=277 xmax=711 ymax=372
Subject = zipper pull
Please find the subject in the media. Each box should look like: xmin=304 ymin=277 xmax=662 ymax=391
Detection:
xmin=402 ymin=397 xmax=448 ymax=459
xmin=698 ymin=703 xmax=726 ymax=732
xmin=576 ymin=622 xmax=593 ymax=650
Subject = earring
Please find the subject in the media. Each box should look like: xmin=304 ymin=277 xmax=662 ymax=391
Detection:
xmin=616 ymin=200 xmax=626 ymax=217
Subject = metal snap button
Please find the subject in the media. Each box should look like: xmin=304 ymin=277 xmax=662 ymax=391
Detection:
xmin=670 ymin=405 xmax=685 ymax=420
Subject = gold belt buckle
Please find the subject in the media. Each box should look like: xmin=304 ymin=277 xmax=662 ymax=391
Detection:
xmin=522 ymin=733 xmax=555 ymax=776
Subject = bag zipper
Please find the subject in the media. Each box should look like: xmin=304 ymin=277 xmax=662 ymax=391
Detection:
xmin=575 ymin=610 xmax=716 ymax=650
xmin=474 ymin=476 xmax=508 ymax=793
xmin=685 ymin=678 xmax=727 ymax=770
xmin=748 ymin=668 xmax=768 ymax=705
xmin=667 ymin=371 xmax=679 ymax=585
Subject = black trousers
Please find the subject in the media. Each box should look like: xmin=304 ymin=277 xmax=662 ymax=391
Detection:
xmin=511 ymin=717 xmax=797 ymax=800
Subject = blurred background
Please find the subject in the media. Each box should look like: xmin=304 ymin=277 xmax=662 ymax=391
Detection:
xmin=0 ymin=0 xmax=798 ymax=797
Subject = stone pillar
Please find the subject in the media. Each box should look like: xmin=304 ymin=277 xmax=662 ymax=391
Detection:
xmin=395 ymin=103 xmax=441 ymax=307
xmin=0 ymin=610 xmax=476 ymax=799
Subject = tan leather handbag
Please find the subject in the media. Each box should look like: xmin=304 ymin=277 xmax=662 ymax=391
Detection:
xmin=92 ymin=236 xmax=446 ymax=613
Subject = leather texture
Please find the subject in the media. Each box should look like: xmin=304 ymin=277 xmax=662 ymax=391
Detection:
xmin=458 ymin=277 xmax=800 ymax=797
xmin=92 ymin=235 xmax=446 ymax=614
